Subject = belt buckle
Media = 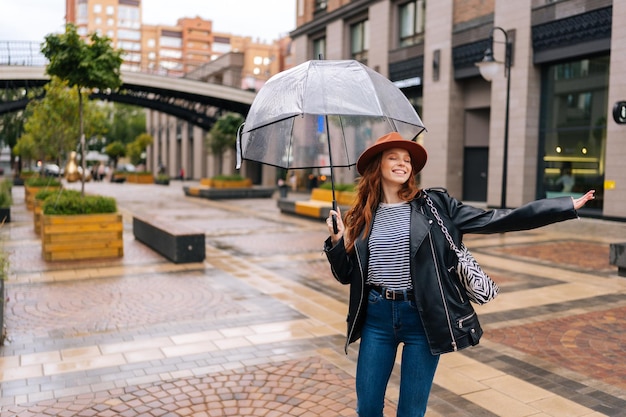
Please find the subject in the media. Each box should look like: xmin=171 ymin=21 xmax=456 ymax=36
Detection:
xmin=384 ymin=288 xmax=395 ymax=300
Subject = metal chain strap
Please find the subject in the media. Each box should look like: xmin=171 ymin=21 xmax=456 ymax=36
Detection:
xmin=425 ymin=194 xmax=459 ymax=252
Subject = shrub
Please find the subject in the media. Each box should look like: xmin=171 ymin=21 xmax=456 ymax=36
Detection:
xmin=212 ymin=174 xmax=246 ymax=181
xmin=42 ymin=193 xmax=117 ymax=215
xmin=319 ymin=182 xmax=356 ymax=192
xmin=25 ymin=177 xmax=62 ymax=187
xmin=0 ymin=179 xmax=12 ymax=208
xmin=35 ymin=189 xmax=80 ymax=202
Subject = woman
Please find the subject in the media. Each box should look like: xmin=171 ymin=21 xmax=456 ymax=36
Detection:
xmin=323 ymin=132 xmax=595 ymax=417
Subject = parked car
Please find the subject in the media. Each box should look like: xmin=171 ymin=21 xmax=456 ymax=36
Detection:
xmin=117 ymin=163 xmax=136 ymax=173
xmin=43 ymin=164 xmax=61 ymax=177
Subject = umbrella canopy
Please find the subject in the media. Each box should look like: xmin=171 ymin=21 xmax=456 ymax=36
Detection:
xmin=237 ymin=59 xmax=426 ymax=170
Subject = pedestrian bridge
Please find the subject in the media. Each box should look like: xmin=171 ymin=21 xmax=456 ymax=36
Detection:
xmin=0 ymin=65 xmax=256 ymax=130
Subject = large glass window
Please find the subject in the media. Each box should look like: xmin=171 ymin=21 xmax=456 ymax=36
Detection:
xmin=399 ymin=0 xmax=425 ymax=47
xmin=539 ymin=55 xmax=609 ymax=209
xmin=350 ymin=20 xmax=369 ymax=63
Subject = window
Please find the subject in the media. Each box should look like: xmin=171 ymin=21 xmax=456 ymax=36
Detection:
xmin=118 ymin=29 xmax=141 ymax=41
xmin=118 ymin=5 xmax=140 ymax=29
xmin=93 ymin=4 xmax=102 ymax=13
xmin=399 ymin=0 xmax=425 ymax=47
xmin=160 ymin=35 xmax=183 ymax=48
xmin=77 ymin=3 xmax=88 ymax=20
xmin=312 ymin=37 xmax=326 ymax=60
xmin=315 ymin=0 xmax=327 ymax=13
xmin=350 ymin=20 xmax=369 ymax=62
xmin=539 ymin=55 xmax=609 ymax=207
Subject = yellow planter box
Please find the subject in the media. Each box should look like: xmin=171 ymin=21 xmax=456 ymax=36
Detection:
xmin=200 ymin=178 xmax=252 ymax=189
xmin=337 ymin=190 xmax=356 ymax=206
xmin=126 ymin=173 xmax=154 ymax=184
xmin=308 ymin=188 xmax=355 ymax=206
xmin=310 ymin=188 xmax=333 ymax=202
xmin=41 ymin=213 xmax=124 ymax=261
xmin=33 ymin=202 xmax=43 ymax=235
xmin=25 ymin=186 xmax=62 ymax=211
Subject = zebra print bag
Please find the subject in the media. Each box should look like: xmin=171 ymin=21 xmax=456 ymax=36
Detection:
xmin=425 ymin=195 xmax=500 ymax=305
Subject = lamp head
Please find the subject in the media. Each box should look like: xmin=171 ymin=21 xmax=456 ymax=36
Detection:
xmin=475 ymin=47 xmax=500 ymax=81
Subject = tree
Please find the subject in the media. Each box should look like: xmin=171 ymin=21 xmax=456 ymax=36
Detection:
xmin=14 ymin=77 xmax=108 ymax=169
xmin=104 ymin=141 xmax=126 ymax=169
xmin=126 ymin=133 xmax=153 ymax=166
xmin=41 ymin=23 xmax=123 ymax=194
xmin=106 ymin=103 xmax=147 ymax=146
xmin=205 ymin=113 xmax=244 ymax=175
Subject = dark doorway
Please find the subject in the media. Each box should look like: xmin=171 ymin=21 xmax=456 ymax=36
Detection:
xmin=463 ymin=109 xmax=490 ymax=201
xmin=463 ymin=147 xmax=488 ymax=201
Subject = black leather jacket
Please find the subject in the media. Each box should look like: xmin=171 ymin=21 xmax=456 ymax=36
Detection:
xmin=324 ymin=188 xmax=578 ymax=355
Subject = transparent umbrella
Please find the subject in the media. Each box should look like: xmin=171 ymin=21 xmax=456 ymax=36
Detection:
xmin=237 ymin=59 xmax=426 ymax=231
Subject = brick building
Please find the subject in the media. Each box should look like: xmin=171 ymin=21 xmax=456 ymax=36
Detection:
xmin=289 ymin=0 xmax=625 ymax=220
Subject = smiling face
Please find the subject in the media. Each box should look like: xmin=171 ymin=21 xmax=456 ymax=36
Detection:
xmin=380 ymin=147 xmax=413 ymax=187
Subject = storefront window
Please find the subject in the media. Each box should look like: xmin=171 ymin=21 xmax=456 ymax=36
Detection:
xmin=539 ymin=55 xmax=609 ymax=209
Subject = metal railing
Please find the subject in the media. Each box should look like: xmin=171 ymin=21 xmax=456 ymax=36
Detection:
xmin=0 ymin=41 xmax=48 ymax=67
xmin=0 ymin=41 xmax=230 ymax=80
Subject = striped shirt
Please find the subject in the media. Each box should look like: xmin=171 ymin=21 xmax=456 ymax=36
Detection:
xmin=366 ymin=201 xmax=412 ymax=290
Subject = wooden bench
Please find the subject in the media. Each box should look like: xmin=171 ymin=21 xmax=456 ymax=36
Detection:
xmin=609 ymin=242 xmax=626 ymax=277
xmin=133 ymin=216 xmax=205 ymax=263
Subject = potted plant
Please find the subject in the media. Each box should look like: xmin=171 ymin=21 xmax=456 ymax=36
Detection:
xmin=317 ymin=182 xmax=357 ymax=206
xmin=41 ymin=192 xmax=123 ymax=261
xmin=0 ymin=179 xmax=12 ymax=223
xmin=24 ymin=177 xmax=62 ymax=211
xmin=126 ymin=171 xmax=154 ymax=184
xmin=33 ymin=188 xmax=77 ymax=235
xmin=204 ymin=174 xmax=252 ymax=189
xmin=154 ymin=173 xmax=170 ymax=185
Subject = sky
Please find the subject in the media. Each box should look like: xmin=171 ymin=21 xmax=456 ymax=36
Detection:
xmin=0 ymin=0 xmax=297 ymax=43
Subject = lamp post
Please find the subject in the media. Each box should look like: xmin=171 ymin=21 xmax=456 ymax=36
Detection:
xmin=475 ymin=27 xmax=512 ymax=209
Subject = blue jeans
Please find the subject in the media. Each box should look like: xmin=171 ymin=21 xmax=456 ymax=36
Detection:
xmin=356 ymin=289 xmax=440 ymax=417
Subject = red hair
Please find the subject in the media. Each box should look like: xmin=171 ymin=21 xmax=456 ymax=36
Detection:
xmin=343 ymin=154 xmax=420 ymax=254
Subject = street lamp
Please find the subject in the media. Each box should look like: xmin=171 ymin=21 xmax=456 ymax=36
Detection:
xmin=475 ymin=27 xmax=512 ymax=209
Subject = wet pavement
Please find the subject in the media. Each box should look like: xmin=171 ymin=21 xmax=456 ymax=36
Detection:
xmin=1 ymin=180 xmax=626 ymax=416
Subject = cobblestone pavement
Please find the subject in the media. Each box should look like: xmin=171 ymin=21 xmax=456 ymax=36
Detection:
xmin=1 ymin=180 xmax=626 ymax=417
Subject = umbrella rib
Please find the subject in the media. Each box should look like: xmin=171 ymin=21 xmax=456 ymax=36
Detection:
xmin=287 ymin=117 xmax=295 ymax=168
xmin=338 ymin=116 xmax=350 ymax=165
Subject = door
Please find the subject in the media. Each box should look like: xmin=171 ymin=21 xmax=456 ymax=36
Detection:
xmin=463 ymin=147 xmax=488 ymax=201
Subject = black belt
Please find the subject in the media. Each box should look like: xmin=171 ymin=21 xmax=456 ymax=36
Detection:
xmin=370 ymin=286 xmax=414 ymax=301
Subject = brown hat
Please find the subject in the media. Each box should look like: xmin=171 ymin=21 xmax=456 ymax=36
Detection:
xmin=356 ymin=132 xmax=428 ymax=175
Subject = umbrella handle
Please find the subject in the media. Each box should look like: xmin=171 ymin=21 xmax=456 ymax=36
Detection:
xmin=332 ymin=200 xmax=338 ymax=234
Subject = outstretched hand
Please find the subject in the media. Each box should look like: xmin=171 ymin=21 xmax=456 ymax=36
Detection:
xmin=573 ymin=190 xmax=595 ymax=210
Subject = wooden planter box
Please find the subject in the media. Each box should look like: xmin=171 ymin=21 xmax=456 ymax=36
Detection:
xmin=41 ymin=213 xmax=124 ymax=261
xmin=126 ymin=173 xmax=154 ymax=184
xmin=25 ymin=185 xmax=61 ymax=211
xmin=199 ymin=178 xmax=252 ymax=188
xmin=33 ymin=201 xmax=43 ymax=235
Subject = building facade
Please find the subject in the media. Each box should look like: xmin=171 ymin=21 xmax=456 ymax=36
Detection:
xmin=289 ymin=0 xmax=625 ymax=220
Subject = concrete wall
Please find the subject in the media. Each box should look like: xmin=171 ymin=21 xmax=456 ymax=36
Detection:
xmin=604 ymin=1 xmax=626 ymax=218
